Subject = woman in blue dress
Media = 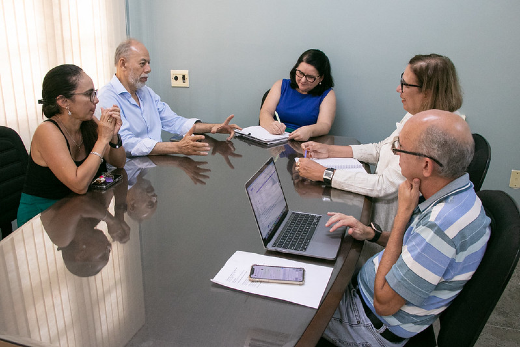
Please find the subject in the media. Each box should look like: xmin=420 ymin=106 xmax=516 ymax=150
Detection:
xmin=259 ymin=49 xmax=336 ymax=141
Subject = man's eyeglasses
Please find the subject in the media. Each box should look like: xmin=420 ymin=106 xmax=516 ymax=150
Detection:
xmin=295 ymin=69 xmax=319 ymax=83
xmin=72 ymin=89 xmax=98 ymax=103
xmin=391 ymin=136 xmax=444 ymax=167
xmin=400 ymin=72 xmax=422 ymax=92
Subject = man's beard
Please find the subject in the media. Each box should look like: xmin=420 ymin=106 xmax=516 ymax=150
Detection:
xmin=130 ymin=71 xmax=148 ymax=90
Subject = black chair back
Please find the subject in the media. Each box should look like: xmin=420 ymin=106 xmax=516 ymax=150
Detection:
xmin=407 ymin=190 xmax=520 ymax=347
xmin=0 ymin=126 xmax=29 ymax=238
xmin=436 ymin=190 xmax=520 ymax=347
xmin=260 ymin=89 xmax=270 ymax=109
xmin=467 ymin=133 xmax=491 ymax=191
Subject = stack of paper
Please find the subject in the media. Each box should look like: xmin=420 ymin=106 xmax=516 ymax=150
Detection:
xmin=295 ymin=157 xmax=366 ymax=172
xmin=235 ymin=126 xmax=289 ymax=146
xmin=211 ymin=251 xmax=333 ymax=309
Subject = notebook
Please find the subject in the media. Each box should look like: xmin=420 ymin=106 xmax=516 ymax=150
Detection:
xmin=245 ymin=157 xmax=345 ymax=260
xmin=235 ymin=126 xmax=289 ymax=146
xmin=295 ymin=157 xmax=366 ymax=172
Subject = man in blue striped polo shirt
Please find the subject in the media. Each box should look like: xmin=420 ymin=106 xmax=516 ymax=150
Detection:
xmin=322 ymin=110 xmax=491 ymax=346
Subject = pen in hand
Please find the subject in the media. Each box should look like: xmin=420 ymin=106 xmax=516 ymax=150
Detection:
xmin=304 ymin=150 xmax=307 ymax=158
xmin=274 ymin=111 xmax=281 ymax=123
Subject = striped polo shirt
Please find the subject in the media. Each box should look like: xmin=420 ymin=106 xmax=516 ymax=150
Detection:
xmin=358 ymin=173 xmax=491 ymax=338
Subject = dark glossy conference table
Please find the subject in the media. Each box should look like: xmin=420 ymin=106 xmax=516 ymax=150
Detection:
xmin=0 ymin=134 xmax=371 ymax=347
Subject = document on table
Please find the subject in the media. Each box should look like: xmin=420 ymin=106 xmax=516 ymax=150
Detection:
xmin=211 ymin=251 xmax=333 ymax=309
xmin=235 ymin=126 xmax=289 ymax=145
xmin=295 ymin=157 xmax=366 ymax=172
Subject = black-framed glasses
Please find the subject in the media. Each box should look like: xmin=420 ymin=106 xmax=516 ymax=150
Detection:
xmin=72 ymin=89 xmax=98 ymax=103
xmin=295 ymin=69 xmax=319 ymax=83
xmin=391 ymin=136 xmax=444 ymax=167
xmin=400 ymin=72 xmax=422 ymax=92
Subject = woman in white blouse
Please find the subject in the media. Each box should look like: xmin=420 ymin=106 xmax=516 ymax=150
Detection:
xmin=297 ymin=54 xmax=463 ymax=198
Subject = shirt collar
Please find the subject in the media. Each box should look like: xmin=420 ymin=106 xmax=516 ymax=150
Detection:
xmin=110 ymin=74 xmax=131 ymax=96
xmin=417 ymin=173 xmax=472 ymax=213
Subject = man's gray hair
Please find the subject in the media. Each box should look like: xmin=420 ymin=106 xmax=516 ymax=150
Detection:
xmin=114 ymin=38 xmax=137 ymax=66
xmin=417 ymin=125 xmax=474 ymax=179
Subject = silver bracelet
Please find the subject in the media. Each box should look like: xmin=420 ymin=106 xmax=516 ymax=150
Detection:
xmin=90 ymin=151 xmax=104 ymax=163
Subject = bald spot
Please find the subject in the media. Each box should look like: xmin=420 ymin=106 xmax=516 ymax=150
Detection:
xmin=404 ymin=110 xmax=473 ymax=146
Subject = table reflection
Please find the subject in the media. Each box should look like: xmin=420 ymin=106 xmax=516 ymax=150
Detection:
xmin=205 ymin=135 xmax=243 ymax=169
xmin=40 ymin=169 xmax=129 ymax=277
xmin=0 ymin=168 xmax=145 ymax=347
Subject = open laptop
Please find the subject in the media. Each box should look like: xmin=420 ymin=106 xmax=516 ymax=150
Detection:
xmin=245 ymin=157 xmax=345 ymax=260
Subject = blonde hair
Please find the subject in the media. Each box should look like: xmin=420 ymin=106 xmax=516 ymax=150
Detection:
xmin=409 ymin=54 xmax=463 ymax=112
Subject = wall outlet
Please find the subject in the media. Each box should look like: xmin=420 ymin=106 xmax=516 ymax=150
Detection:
xmin=510 ymin=170 xmax=520 ymax=189
xmin=171 ymin=70 xmax=189 ymax=87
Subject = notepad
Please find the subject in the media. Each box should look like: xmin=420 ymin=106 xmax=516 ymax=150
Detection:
xmin=211 ymin=251 xmax=333 ymax=308
xmin=235 ymin=126 xmax=289 ymax=146
xmin=295 ymin=157 xmax=366 ymax=172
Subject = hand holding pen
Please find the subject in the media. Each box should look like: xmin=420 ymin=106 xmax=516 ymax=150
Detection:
xmin=300 ymin=141 xmax=330 ymax=159
xmin=267 ymin=111 xmax=286 ymax=135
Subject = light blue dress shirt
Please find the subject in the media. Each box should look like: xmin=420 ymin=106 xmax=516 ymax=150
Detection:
xmin=98 ymin=75 xmax=199 ymax=156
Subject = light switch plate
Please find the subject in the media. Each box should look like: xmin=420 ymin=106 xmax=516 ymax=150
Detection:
xmin=510 ymin=170 xmax=520 ymax=189
xmin=171 ymin=70 xmax=189 ymax=87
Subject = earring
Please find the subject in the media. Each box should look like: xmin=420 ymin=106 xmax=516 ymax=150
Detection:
xmin=66 ymin=106 xmax=71 ymax=116
xmin=319 ymin=82 xmax=322 ymax=85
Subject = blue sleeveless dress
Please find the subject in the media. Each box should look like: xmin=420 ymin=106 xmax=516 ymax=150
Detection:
xmin=275 ymin=79 xmax=332 ymax=132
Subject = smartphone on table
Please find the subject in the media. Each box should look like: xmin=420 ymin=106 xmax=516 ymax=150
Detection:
xmin=90 ymin=171 xmax=123 ymax=190
xmin=249 ymin=264 xmax=305 ymax=285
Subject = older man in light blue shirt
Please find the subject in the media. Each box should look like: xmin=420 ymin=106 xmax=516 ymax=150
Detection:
xmin=98 ymin=38 xmax=240 ymax=157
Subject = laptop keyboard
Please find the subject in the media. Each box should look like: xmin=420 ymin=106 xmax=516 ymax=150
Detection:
xmin=272 ymin=212 xmax=321 ymax=251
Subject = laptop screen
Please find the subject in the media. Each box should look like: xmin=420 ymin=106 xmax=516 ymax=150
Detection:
xmin=245 ymin=158 xmax=288 ymax=244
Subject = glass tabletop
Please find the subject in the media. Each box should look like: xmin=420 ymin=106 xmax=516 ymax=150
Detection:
xmin=0 ymin=134 xmax=369 ymax=347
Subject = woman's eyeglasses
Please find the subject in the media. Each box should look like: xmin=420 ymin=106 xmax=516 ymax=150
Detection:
xmin=391 ymin=136 xmax=444 ymax=167
xmin=72 ymin=89 xmax=98 ymax=102
xmin=295 ymin=69 xmax=319 ymax=83
xmin=400 ymin=72 xmax=422 ymax=92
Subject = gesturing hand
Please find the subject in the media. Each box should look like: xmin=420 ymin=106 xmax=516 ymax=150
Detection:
xmin=178 ymin=126 xmax=211 ymax=156
xmin=211 ymin=114 xmax=242 ymax=140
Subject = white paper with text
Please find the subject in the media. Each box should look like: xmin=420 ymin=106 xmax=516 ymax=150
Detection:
xmin=211 ymin=251 xmax=333 ymax=308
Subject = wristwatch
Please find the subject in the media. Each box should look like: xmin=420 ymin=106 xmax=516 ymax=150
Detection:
xmin=369 ymin=222 xmax=382 ymax=243
xmin=109 ymin=134 xmax=122 ymax=149
xmin=323 ymin=168 xmax=336 ymax=186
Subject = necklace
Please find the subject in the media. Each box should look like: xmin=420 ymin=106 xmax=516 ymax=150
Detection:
xmin=55 ymin=116 xmax=83 ymax=149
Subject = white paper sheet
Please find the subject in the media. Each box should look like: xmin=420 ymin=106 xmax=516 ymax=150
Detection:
xmin=211 ymin=251 xmax=333 ymax=309
xmin=236 ymin=126 xmax=289 ymax=142
xmin=295 ymin=157 xmax=366 ymax=172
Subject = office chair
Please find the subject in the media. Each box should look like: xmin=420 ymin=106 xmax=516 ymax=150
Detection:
xmin=258 ymin=89 xmax=272 ymax=126
xmin=406 ymin=189 xmax=520 ymax=347
xmin=0 ymin=126 xmax=29 ymax=238
xmin=260 ymin=89 xmax=270 ymax=109
xmin=467 ymin=133 xmax=491 ymax=192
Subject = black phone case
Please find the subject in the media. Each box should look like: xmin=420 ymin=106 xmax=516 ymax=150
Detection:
xmin=90 ymin=173 xmax=122 ymax=190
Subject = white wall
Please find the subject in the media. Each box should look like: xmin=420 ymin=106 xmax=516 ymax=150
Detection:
xmin=127 ymin=0 xmax=520 ymax=203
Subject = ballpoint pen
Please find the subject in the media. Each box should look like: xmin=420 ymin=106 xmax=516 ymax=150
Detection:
xmin=274 ymin=111 xmax=281 ymax=123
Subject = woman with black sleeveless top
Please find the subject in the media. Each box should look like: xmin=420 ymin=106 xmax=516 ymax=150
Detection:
xmin=17 ymin=64 xmax=126 ymax=226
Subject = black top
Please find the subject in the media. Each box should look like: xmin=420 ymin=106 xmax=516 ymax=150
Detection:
xmin=22 ymin=119 xmax=106 ymax=199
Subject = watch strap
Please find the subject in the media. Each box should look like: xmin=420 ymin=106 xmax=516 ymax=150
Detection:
xmin=109 ymin=134 xmax=122 ymax=149
xmin=369 ymin=222 xmax=382 ymax=243
xmin=323 ymin=168 xmax=336 ymax=186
